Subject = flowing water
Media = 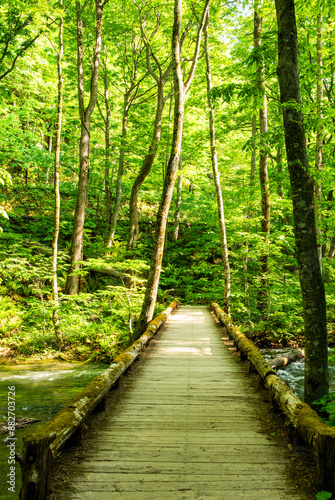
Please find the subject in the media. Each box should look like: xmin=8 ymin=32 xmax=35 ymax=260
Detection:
xmin=261 ymin=348 xmax=335 ymax=400
xmin=0 ymin=361 xmax=107 ymax=499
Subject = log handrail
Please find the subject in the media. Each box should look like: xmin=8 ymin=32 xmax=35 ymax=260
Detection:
xmin=16 ymin=298 xmax=179 ymax=500
xmin=210 ymin=300 xmax=335 ymax=495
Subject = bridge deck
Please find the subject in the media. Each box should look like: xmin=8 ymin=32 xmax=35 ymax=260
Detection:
xmin=53 ymin=306 xmax=313 ymax=499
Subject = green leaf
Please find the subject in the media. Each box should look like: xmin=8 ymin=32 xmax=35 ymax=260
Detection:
xmin=315 ymin=492 xmax=332 ymax=500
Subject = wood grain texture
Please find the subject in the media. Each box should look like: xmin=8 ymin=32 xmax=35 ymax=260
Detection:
xmin=52 ymin=306 xmax=313 ymax=499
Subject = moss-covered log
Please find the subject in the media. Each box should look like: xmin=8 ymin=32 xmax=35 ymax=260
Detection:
xmin=211 ymin=300 xmax=335 ymax=495
xmin=88 ymin=266 xmax=134 ymax=287
xmin=210 ymin=301 xmax=276 ymax=380
xmin=17 ymin=298 xmax=178 ymax=500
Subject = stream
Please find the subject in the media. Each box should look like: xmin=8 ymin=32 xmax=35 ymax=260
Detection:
xmin=261 ymin=348 xmax=335 ymax=400
xmin=0 ymin=361 xmax=107 ymax=499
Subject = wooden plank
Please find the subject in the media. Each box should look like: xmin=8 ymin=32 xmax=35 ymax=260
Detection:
xmin=53 ymin=491 xmax=305 ymax=500
xmin=70 ymin=479 xmax=295 ymax=491
xmin=78 ymin=460 xmax=288 ymax=474
xmin=75 ymin=472 xmax=290 ymax=482
xmin=50 ymin=306 xmax=312 ymax=500
xmin=83 ymin=450 xmax=289 ymax=462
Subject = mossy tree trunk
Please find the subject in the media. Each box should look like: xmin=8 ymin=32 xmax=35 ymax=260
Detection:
xmin=65 ymin=0 xmax=107 ymax=295
xmin=274 ymin=0 xmax=328 ymax=405
xmin=204 ymin=13 xmax=230 ymax=315
xmin=133 ymin=0 xmax=211 ymax=339
xmin=52 ymin=1 xmax=63 ymax=345
xmin=315 ymin=4 xmax=323 ymax=270
xmin=254 ymin=1 xmax=270 ymax=314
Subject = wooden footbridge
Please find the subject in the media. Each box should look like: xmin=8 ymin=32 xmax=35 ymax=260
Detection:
xmin=18 ymin=301 xmax=335 ymax=499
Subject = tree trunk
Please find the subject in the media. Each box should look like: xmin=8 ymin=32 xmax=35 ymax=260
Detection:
xmin=173 ymin=157 xmax=183 ymax=241
xmin=204 ymin=13 xmax=230 ymax=315
xmin=102 ymin=62 xmax=112 ymax=236
xmin=127 ymin=84 xmax=166 ymax=249
xmin=250 ymin=112 xmax=257 ymax=186
xmin=276 ymin=143 xmax=284 ymax=199
xmin=46 ymin=135 xmax=52 ymax=185
xmin=52 ymin=1 xmax=63 ymax=345
xmin=315 ymin=5 xmax=323 ymax=270
xmin=254 ymin=2 xmax=270 ymax=314
xmin=106 ymin=92 xmax=129 ymax=247
xmin=65 ymin=0 xmax=105 ymax=295
xmin=133 ymin=0 xmax=210 ymax=339
xmin=274 ymin=0 xmax=328 ymax=405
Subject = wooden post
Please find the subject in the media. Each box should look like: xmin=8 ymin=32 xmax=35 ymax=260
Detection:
xmin=17 ymin=432 xmax=56 ymax=500
xmin=317 ymin=428 xmax=335 ymax=493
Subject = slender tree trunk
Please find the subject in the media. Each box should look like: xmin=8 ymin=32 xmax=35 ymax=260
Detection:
xmin=106 ymin=92 xmax=130 ymax=247
xmin=46 ymin=136 xmax=52 ymax=185
xmin=103 ymin=64 xmax=112 ymax=236
xmin=274 ymin=0 xmax=328 ymax=405
xmin=250 ymin=112 xmax=257 ymax=186
xmin=245 ymin=106 xmax=257 ymax=311
xmin=52 ymin=2 xmax=63 ymax=345
xmin=65 ymin=0 xmax=106 ymax=294
xmin=204 ymin=13 xmax=230 ymax=315
xmin=254 ymin=2 xmax=270 ymax=313
xmin=276 ymin=144 xmax=284 ymax=199
xmin=133 ymin=0 xmax=210 ymax=339
xmin=315 ymin=6 xmax=323 ymax=270
xmin=173 ymin=158 xmax=183 ymax=241
xmin=127 ymin=84 xmax=166 ymax=249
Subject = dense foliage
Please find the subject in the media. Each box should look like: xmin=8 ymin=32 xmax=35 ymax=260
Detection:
xmin=1 ymin=0 xmax=335 ymax=364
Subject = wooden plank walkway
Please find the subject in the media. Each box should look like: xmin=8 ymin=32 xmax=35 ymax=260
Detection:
xmin=52 ymin=306 xmax=313 ymax=500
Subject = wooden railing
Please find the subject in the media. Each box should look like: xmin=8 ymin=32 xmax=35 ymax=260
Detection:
xmin=211 ymin=300 xmax=335 ymax=496
xmin=16 ymin=298 xmax=179 ymax=500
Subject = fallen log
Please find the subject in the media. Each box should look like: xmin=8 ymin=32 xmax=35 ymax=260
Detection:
xmin=22 ymin=239 xmax=53 ymax=256
xmin=210 ymin=301 xmax=276 ymax=380
xmin=210 ymin=300 xmax=335 ymax=495
xmin=88 ymin=266 xmax=134 ymax=288
xmin=16 ymin=298 xmax=178 ymax=500
xmin=0 ymin=417 xmax=41 ymax=436
xmin=269 ymin=349 xmax=304 ymax=370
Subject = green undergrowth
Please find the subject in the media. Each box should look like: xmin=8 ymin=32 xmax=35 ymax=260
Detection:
xmin=0 ymin=233 xmax=154 ymax=362
xmin=2 ymin=206 xmax=335 ymax=361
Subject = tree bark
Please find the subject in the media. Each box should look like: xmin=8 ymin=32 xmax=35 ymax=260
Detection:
xmin=204 ymin=13 xmax=230 ymax=315
xmin=52 ymin=1 xmax=63 ymax=345
xmin=127 ymin=83 xmax=170 ymax=249
xmin=65 ymin=0 xmax=106 ymax=295
xmin=254 ymin=2 xmax=270 ymax=314
xmin=127 ymin=15 xmax=173 ymax=250
xmin=315 ymin=5 xmax=323 ymax=270
xmin=173 ymin=158 xmax=183 ymax=241
xmin=101 ymin=60 xmax=113 ymax=236
xmin=133 ymin=0 xmax=210 ymax=339
xmin=274 ymin=0 xmax=328 ymax=404
xmin=250 ymin=113 xmax=257 ymax=187
xmin=106 ymin=91 xmax=130 ymax=247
